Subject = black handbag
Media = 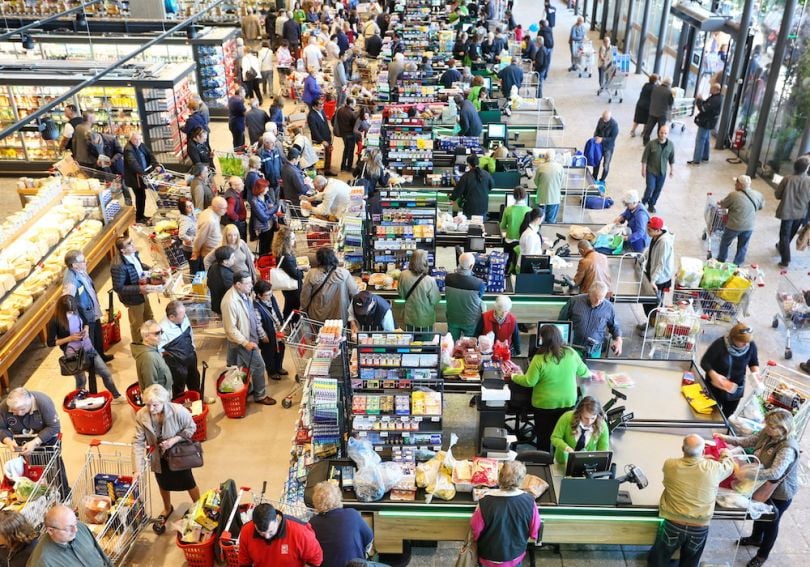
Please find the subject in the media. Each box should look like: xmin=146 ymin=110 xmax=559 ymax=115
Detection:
xmin=58 ymin=347 xmax=92 ymax=376
xmin=164 ymin=439 xmax=204 ymax=471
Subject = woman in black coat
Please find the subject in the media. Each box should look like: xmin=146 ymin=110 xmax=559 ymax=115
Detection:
xmin=699 ymin=323 xmax=759 ymax=417
xmin=187 ymin=127 xmax=214 ymax=173
xmin=450 ymin=154 xmax=493 ymax=218
xmin=631 ymin=74 xmax=658 ymax=137
xmin=272 ymin=225 xmax=304 ymax=321
xmin=207 ymin=247 xmax=235 ymax=316
xmin=253 ymin=280 xmax=287 ymax=379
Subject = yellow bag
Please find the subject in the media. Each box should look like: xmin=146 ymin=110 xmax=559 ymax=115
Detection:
xmin=681 ymin=384 xmax=717 ymax=415
xmin=716 ymin=275 xmax=752 ymax=304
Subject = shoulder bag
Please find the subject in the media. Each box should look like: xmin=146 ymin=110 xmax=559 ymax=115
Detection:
xmin=59 ymin=346 xmax=92 ymax=376
xmin=303 ymin=267 xmax=335 ymax=312
xmin=454 ymin=528 xmax=478 ymax=567
xmin=164 ymin=438 xmax=204 ymax=471
xmin=404 ymin=274 xmax=427 ymax=301
xmin=270 ymin=257 xmax=299 ymax=290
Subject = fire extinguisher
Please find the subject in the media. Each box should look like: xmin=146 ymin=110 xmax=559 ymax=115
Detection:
xmin=733 ymin=128 xmax=747 ymax=149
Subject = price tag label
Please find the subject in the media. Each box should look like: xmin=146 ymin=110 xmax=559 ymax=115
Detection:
xmin=380 ymin=432 xmax=388 ymax=438
xmin=431 ymin=417 xmax=440 ymax=422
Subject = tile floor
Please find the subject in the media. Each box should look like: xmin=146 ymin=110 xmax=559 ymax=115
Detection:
xmin=0 ymin=0 xmax=808 ymax=565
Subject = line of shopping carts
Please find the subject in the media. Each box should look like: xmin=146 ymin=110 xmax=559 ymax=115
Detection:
xmin=597 ymin=52 xmax=631 ymax=103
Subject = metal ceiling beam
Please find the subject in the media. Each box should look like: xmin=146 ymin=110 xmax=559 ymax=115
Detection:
xmin=0 ymin=0 xmax=103 ymax=42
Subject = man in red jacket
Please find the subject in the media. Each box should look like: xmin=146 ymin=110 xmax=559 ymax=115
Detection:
xmin=238 ymin=503 xmax=323 ymax=567
xmin=476 ymin=295 xmax=521 ymax=355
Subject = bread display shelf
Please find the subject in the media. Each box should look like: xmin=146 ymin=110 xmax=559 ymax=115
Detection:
xmin=0 ymin=204 xmax=135 ymax=392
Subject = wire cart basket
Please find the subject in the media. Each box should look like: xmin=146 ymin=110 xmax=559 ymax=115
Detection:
xmin=283 ymin=202 xmax=342 ymax=258
xmin=702 ymin=193 xmax=728 ymax=259
xmin=66 ymin=440 xmax=152 ymax=566
xmin=772 ymin=272 xmax=810 ymax=359
xmin=575 ymin=40 xmax=594 ymax=78
xmin=597 ymin=55 xmax=630 ymax=103
xmin=0 ymin=439 xmax=66 ymax=530
xmin=144 ymin=168 xmax=191 ymax=218
xmin=672 ymin=275 xmax=755 ymax=324
xmin=641 ymin=303 xmax=703 ymax=360
xmin=278 ymin=311 xmax=349 ymax=381
xmin=670 ymin=97 xmax=696 ymax=132
xmin=163 ymin=271 xmax=223 ymax=332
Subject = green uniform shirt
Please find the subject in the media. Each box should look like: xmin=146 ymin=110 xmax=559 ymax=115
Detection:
xmin=500 ymin=203 xmax=532 ymax=241
xmin=510 ymin=348 xmax=589 ymax=409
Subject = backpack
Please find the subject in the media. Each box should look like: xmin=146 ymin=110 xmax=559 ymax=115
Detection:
xmin=38 ymin=117 xmax=59 ymax=141
xmin=245 ymin=67 xmax=258 ymax=81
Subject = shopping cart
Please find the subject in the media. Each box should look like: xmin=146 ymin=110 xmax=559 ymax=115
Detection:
xmin=0 ymin=439 xmax=66 ymax=529
xmin=163 ymin=271 xmax=223 ymax=332
xmin=215 ymin=150 xmax=251 ymax=178
xmin=597 ymin=61 xmax=628 ymax=103
xmin=66 ymin=440 xmax=152 ymax=565
xmin=640 ymin=303 xmax=702 ymax=360
xmin=282 ymin=202 xmax=342 ymax=258
xmin=670 ymin=97 xmax=696 ymax=132
xmin=518 ymin=71 xmax=541 ymax=98
xmin=277 ymin=311 xmax=349 ymax=381
xmin=576 ymin=40 xmax=594 ymax=78
xmin=772 ymin=272 xmax=810 ymax=359
xmin=53 ymin=161 xmax=127 ymax=223
xmin=143 ymin=168 xmax=191 ymax=220
xmin=672 ymin=276 xmax=755 ymax=324
xmin=130 ymin=223 xmax=181 ymax=271
xmin=702 ymin=193 xmax=728 ymax=260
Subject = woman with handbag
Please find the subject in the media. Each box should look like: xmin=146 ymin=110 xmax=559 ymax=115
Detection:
xmin=469 ymin=460 xmax=541 ymax=567
xmin=47 ymin=294 xmax=123 ymax=401
xmin=300 ymin=246 xmax=359 ymax=325
xmin=253 ymin=280 xmax=287 ymax=380
xmin=134 ymin=384 xmax=201 ymax=533
xmin=714 ymin=409 xmax=800 ymax=567
xmin=272 ymin=226 xmax=304 ymax=321
xmin=398 ymin=249 xmax=440 ymax=331
xmin=203 ymin=224 xmax=257 ymax=282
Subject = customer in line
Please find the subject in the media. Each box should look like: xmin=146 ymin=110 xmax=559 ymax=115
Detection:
xmin=470 ymin=460 xmax=541 ymax=566
xmin=177 ymin=197 xmax=198 ymax=269
xmin=134 ymin=384 xmax=201 ymax=533
xmin=62 ymin=249 xmax=113 ymax=362
xmin=640 ymin=125 xmax=675 ymax=214
xmin=187 ymin=127 xmax=214 ymax=172
xmin=0 ymin=388 xmax=60 ymax=456
xmin=192 ymin=196 xmax=227 ymax=263
xmin=716 ymin=175 xmax=763 ymax=266
xmin=647 ymin=434 xmax=733 ymax=567
xmin=700 ymin=323 xmax=760 ymax=416
xmin=110 ymin=236 xmax=154 ymax=343
xmin=221 ymin=177 xmax=249 ymax=241
xmin=29 ymin=505 xmax=112 ymax=566
xmin=228 ymin=87 xmax=247 ymax=151
xmin=508 ymin=324 xmax=592 ymax=451
xmin=561 ymin=281 xmax=623 ymax=358
xmin=238 ymin=503 xmax=323 ymax=567
xmin=716 ymin=409 xmax=800 ymax=567
xmin=475 ymin=295 xmax=520 ymax=355
xmin=335 ymin=97 xmax=358 ymax=171
xmin=445 ymin=252 xmax=486 ymax=340
xmin=0 ymin=510 xmax=37 ymax=566
xmin=132 ymin=320 xmax=173 ymax=394
xmin=207 ymin=247 xmax=236 ymax=316
xmin=398 ymin=249 xmax=440 ymax=331
xmin=774 ymin=156 xmax=810 ymax=268
xmin=307 ymin=97 xmax=335 ymax=175
xmin=249 ymin=178 xmax=280 ymax=256
xmin=253 ymin=280 xmax=287 ymax=381
xmin=257 ymin=134 xmax=282 ymax=192
xmin=204 ymin=224 xmax=256 ymax=282
xmin=638 ymin=216 xmax=675 ymax=324
xmin=534 ymin=149 xmax=564 ymax=223
xmin=450 ymin=154 xmax=493 ymax=218
xmin=48 ymin=294 xmax=122 ymax=400
xmin=309 ymin=481 xmax=375 ymax=567
xmin=353 ymin=148 xmax=391 ymax=216
xmin=613 ymin=190 xmax=650 ymax=252
xmin=189 ymin=163 xmax=213 ymax=212
xmin=272 ymin=226 xmax=304 ymax=321
xmin=159 ymin=300 xmax=203 ymax=400
xmin=550 ymin=396 xmax=610 ymax=464
xmin=301 ymin=246 xmax=359 ymax=325
xmin=281 ymin=148 xmax=312 ymax=209
xmin=222 ymin=272 xmax=276 ymax=406
xmin=573 ymin=240 xmax=611 ymax=295
xmin=246 ymin=98 xmax=271 ymax=147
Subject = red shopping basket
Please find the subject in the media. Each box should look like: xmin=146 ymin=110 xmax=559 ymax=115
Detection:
xmin=177 ymin=532 xmax=216 ymax=567
xmin=126 ymin=382 xmax=144 ymax=413
xmin=216 ymin=370 xmax=249 ymax=419
xmin=255 ymin=254 xmax=277 ymax=282
xmin=220 ymin=532 xmax=240 ymax=567
xmin=63 ymin=390 xmax=113 ymax=435
xmin=101 ymin=290 xmax=121 ymax=351
xmin=174 ymin=390 xmax=209 ymax=442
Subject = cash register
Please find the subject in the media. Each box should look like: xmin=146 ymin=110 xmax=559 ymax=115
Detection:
xmin=515 ymin=255 xmax=554 ymax=294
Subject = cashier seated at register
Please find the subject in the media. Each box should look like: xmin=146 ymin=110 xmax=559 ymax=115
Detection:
xmin=550 ymin=396 xmax=610 ymax=464
xmin=349 ymin=290 xmax=396 ymax=335
xmin=560 ymin=281 xmax=623 ymax=357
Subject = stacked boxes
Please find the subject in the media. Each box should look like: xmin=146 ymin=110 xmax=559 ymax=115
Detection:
xmin=473 ymin=251 xmax=507 ymax=292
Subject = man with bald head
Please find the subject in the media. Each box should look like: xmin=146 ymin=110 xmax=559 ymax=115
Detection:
xmin=445 ymin=252 xmax=486 ymax=340
xmin=192 ymin=196 xmax=228 ymax=261
xmin=648 ymin=434 xmax=734 ymax=567
xmin=30 ymin=504 xmax=112 ymax=566
xmin=574 ymin=240 xmax=611 ymax=295
xmin=592 ymin=110 xmax=619 ymax=181
xmin=641 ymin=124 xmax=675 ymax=214
xmin=688 ymin=83 xmax=723 ymax=165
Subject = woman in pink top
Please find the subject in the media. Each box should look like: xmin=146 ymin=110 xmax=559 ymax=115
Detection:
xmin=470 ymin=461 xmax=541 ymax=567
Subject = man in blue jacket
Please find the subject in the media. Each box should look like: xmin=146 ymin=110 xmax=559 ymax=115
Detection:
xmin=568 ymin=16 xmax=586 ymax=71
xmin=456 ymin=95 xmax=483 ymax=137
xmin=440 ymin=59 xmax=463 ymax=89
xmin=592 ymin=110 xmax=619 ymax=181
xmin=613 ymin=190 xmax=651 ymax=253
xmin=63 ymin=250 xmax=114 ymax=362
xmin=110 ymin=236 xmax=154 ymax=342
xmin=497 ymin=60 xmax=523 ymax=99
xmin=258 ymin=133 xmax=282 ymax=190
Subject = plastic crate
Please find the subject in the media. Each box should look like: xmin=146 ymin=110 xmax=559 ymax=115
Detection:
xmin=63 ymin=390 xmax=114 ymax=435
xmin=216 ymin=372 xmax=249 ymax=419
xmin=176 ymin=533 xmax=216 ymax=567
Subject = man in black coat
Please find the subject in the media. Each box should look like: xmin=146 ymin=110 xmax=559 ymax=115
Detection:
xmin=533 ymin=37 xmax=548 ymax=97
xmin=282 ymin=16 xmax=302 ymax=57
xmin=365 ymin=33 xmax=383 ymax=58
xmin=280 ymin=148 xmax=310 ymax=210
xmin=123 ymin=132 xmax=160 ymax=223
xmin=592 ymin=110 xmax=620 ymax=181
xmin=334 ymin=98 xmax=358 ymax=172
xmin=455 ymin=94 xmax=482 ymax=137
xmin=307 ymin=98 xmax=335 ymax=175
xmin=538 ymin=20 xmax=554 ymax=80
xmin=688 ymin=83 xmax=724 ymax=165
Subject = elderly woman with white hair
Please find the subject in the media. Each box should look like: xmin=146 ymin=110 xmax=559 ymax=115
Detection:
xmin=476 ymin=295 xmax=521 ymax=355
xmin=134 ymin=384 xmax=201 ymax=532
xmin=203 ymin=223 xmax=257 ymax=282
xmin=398 ymin=249 xmax=441 ymax=331
xmin=308 ymin=481 xmax=377 ymax=567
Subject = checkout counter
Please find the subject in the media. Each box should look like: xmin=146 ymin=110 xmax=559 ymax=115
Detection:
xmin=308 ymin=359 xmax=744 ymax=553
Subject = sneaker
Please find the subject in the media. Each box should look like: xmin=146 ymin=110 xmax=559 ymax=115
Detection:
xmin=799 ymin=362 xmax=810 ymax=375
xmin=203 ymin=396 xmax=217 ymax=405
xmin=648 ymin=204 xmax=656 ymax=213
xmin=686 ymin=160 xmax=700 ymax=165
xmin=255 ymin=396 xmax=277 ymax=406
xmin=738 ymin=536 xmax=763 ymax=547
xmin=747 ymin=556 xmax=767 ymax=567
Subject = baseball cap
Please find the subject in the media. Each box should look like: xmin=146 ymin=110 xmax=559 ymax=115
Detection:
xmin=622 ymin=190 xmax=640 ymax=205
xmin=648 ymin=216 xmax=664 ymax=230
xmin=353 ymin=291 xmax=375 ymax=316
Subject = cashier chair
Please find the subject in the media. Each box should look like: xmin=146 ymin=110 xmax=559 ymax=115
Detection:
xmin=503 ymin=382 xmax=535 ymax=445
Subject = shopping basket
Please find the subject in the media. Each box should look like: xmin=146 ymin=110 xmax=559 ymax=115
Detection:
xmin=177 ymin=532 xmax=217 ymax=567
xmin=63 ymin=390 xmax=113 ymax=435
xmin=216 ymin=368 xmax=250 ymax=419
xmin=255 ymin=253 xmax=277 ymax=282
xmin=174 ymin=390 xmax=210 ymax=442
xmin=126 ymin=382 xmax=144 ymax=413
xmin=0 ymin=439 xmax=66 ymax=529
xmin=101 ymin=289 xmax=122 ymax=352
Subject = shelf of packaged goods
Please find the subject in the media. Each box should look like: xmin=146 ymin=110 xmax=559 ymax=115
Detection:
xmin=0 ymin=204 xmax=134 ymax=391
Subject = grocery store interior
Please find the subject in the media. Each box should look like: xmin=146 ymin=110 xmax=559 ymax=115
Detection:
xmin=0 ymin=0 xmax=809 ymax=565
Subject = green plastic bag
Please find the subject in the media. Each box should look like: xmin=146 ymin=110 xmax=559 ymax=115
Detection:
xmin=593 ymin=233 xmax=623 ymax=255
xmin=700 ymin=263 xmax=736 ymax=289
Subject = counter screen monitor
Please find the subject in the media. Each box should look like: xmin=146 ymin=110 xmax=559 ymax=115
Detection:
xmin=565 ymin=451 xmax=613 ymax=478
xmin=487 ymin=123 xmax=507 ymax=142
xmin=520 ymin=254 xmax=551 ymax=274
xmin=535 ymin=321 xmax=572 ymax=345
xmin=482 ymin=76 xmax=492 ymax=91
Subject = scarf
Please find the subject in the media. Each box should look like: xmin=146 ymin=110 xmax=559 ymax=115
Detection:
xmin=724 ymin=335 xmax=750 ymax=358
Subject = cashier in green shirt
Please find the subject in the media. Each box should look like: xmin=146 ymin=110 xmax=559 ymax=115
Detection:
xmin=507 ymin=324 xmax=594 ymax=452
xmin=550 ymin=396 xmax=610 ymax=464
xmin=500 ymin=187 xmax=532 ymax=274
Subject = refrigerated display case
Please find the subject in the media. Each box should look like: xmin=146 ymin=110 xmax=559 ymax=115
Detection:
xmin=0 ymin=62 xmax=196 ymax=172
xmin=191 ymin=27 xmax=240 ymax=118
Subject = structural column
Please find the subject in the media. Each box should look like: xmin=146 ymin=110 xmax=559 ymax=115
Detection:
xmin=746 ymin=0 xmax=797 ymax=177
xmin=715 ymin=0 xmax=755 ymax=149
xmin=653 ymin=0 xmax=672 ymax=74
xmin=636 ymin=0 xmax=652 ymax=73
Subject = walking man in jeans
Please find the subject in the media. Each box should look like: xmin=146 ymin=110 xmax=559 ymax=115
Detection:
xmin=775 ymin=156 xmax=810 ymax=268
xmin=648 ymin=434 xmax=733 ymax=566
xmin=687 ymin=83 xmax=723 ymax=165
xmin=716 ymin=175 xmax=764 ymax=266
xmin=641 ymin=125 xmax=675 ymax=213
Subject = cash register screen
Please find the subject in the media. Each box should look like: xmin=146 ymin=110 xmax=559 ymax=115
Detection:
xmin=482 ymin=76 xmax=492 ymax=91
xmin=487 ymin=123 xmax=507 ymax=141
xmin=535 ymin=321 xmax=573 ymax=345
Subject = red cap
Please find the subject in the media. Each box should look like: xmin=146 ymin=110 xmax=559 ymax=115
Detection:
xmin=648 ymin=216 xmax=664 ymax=230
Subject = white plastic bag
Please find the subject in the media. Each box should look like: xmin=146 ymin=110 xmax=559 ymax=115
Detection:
xmin=144 ymin=188 xmax=159 ymax=218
